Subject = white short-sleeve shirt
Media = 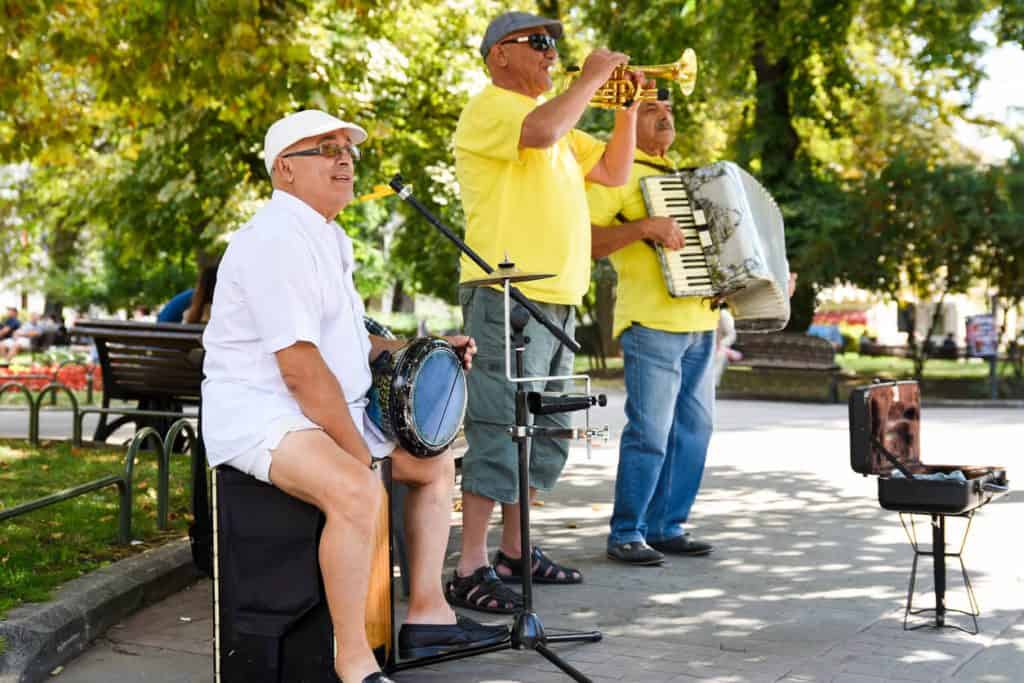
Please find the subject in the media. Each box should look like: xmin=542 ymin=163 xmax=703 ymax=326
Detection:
xmin=201 ymin=190 xmax=375 ymax=466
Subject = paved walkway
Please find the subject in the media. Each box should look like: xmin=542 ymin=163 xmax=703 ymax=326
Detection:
xmin=11 ymin=397 xmax=1024 ymax=682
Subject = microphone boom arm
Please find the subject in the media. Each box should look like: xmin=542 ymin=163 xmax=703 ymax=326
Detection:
xmin=388 ymin=174 xmax=581 ymax=354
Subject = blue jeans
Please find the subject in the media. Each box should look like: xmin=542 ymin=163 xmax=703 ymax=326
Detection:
xmin=608 ymin=325 xmax=715 ymax=548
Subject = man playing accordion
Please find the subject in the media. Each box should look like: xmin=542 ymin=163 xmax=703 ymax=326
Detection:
xmin=586 ymin=98 xmax=717 ymax=566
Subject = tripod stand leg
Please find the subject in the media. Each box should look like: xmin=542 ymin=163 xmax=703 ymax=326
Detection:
xmin=535 ymin=642 xmax=592 ymax=683
xmin=545 ymin=631 xmax=602 ymax=644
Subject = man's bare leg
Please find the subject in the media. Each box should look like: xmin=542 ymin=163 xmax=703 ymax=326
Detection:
xmin=496 ymin=487 xmax=536 ymax=561
xmin=456 ymin=490 xmax=497 ymax=576
xmin=268 ymin=429 xmax=382 ymax=683
xmin=390 ymin=448 xmax=457 ymax=624
xmin=495 ymin=488 xmax=571 ymax=581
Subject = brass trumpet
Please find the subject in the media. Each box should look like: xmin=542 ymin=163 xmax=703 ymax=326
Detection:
xmin=565 ymin=48 xmax=698 ymax=109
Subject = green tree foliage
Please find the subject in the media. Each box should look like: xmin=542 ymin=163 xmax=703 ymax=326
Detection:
xmin=981 ymin=149 xmax=1024 ymax=338
xmin=0 ymin=0 xmax=530 ymax=309
xmin=0 ymin=0 xmax=1020 ymax=328
xmin=846 ymin=156 xmax=1010 ymax=376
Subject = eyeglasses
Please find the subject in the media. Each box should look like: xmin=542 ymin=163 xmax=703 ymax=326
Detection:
xmin=500 ymin=33 xmax=557 ymax=52
xmin=281 ymin=141 xmax=360 ymax=162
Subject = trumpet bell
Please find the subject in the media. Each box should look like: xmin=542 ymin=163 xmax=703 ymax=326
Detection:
xmin=664 ymin=48 xmax=698 ymax=97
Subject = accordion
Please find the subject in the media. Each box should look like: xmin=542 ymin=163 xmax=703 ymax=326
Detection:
xmin=639 ymin=161 xmax=791 ymax=332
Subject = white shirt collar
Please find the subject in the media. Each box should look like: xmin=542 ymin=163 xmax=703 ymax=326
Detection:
xmin=271 ymin=189 xmax=332 ymax=226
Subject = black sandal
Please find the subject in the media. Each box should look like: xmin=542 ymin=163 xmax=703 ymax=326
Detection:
xmin=444 ymin=565 xmax=523 ymax=614
xmin=494 ymin=546 xmax=583 ymax=585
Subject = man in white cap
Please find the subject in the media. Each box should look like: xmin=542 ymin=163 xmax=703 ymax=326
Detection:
xmin=202 ymin=110 xmax=506 ymax=683
xmin=449 ymin=11 xmax=643 ymax=614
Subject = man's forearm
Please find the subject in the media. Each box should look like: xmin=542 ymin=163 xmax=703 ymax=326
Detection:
xmin=292 ymin=371 xmax=375 ymax=466
xmin=600 ymin=109 xmax=638 ymax=184
xmin=520 ymin=75 xmax=603 ymax=149
xmin=591 ymin=221 xmax=649 ymax=259
xmin=279 ymin=347 xmax=375 ymax=467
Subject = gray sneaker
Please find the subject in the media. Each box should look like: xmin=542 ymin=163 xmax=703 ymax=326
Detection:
xmin=607 ymin=541 xmax=665 ymax=566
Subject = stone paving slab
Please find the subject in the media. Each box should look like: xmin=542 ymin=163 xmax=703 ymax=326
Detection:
xmin=10 ymin=398 xmax=1024 ymax=682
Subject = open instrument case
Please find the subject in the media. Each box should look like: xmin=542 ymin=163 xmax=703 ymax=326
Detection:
xmin=849 ymin=380 xmax=1008 ymax=513
xmin=848 ymin=380 xmax=1010 ymax=633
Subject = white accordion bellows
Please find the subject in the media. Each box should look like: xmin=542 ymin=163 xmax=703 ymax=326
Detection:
xmin=640 ymin=161 xmax=791 ymax=333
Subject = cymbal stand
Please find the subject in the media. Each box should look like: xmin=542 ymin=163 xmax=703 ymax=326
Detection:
xmin=385 ymin=175 xmax=609 ymax=682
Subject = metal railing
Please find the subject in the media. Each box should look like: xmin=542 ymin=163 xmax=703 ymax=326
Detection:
xmin=55 ymin=359 xmax=96 ymax=405
xmin=0 ymin=418 xmax=197 ymax=543
xmin=73 ymin=407 xmax=185 ymax=448
xmin=0 ymin=381 xmax=35 ymax=440
xmin=3 ymin=377 xmax=86 ymax=445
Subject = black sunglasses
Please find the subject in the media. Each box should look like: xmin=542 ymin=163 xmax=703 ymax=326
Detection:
xmin=500 ymin=33 xmax=557 ymax=52
xmin=281 ymin=141 xmax=360 ymax=162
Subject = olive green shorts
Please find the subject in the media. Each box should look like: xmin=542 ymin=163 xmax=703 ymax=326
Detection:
xmin=459 ymin=286 xmax=576 ymax=504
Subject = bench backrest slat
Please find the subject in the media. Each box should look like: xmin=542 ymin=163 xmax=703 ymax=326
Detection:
xmin=74 ymin=320 xmax=204 ymax=403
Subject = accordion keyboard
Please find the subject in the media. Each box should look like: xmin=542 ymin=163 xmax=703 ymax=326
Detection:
xmin=641 ymin=175 xmax=714 ymax=296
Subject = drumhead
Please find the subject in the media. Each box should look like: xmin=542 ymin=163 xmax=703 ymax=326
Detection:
xmin=410 ymin=346 xmax=467 ymax=449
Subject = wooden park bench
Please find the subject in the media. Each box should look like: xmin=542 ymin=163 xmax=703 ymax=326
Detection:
xmin=71 ymin=319 xmax=205 ymax=442
xmin=730 ymin=332 xmax=842 ymax=402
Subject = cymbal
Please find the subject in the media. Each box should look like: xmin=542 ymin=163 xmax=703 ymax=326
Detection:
xmin=462 ymin=267 xmax=555 ymax=287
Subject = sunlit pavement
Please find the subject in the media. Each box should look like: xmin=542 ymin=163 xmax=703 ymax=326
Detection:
xmin=24 ymin=395 xmax=1024 ymax=682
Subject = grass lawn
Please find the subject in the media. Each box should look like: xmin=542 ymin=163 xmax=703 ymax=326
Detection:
xmin=0 ymin=439 xmax=193 ymax=617
xmin=574 ymin=351 xmax=1022 ymax=400
xmin=575 ymin=351 xmax=1018 ymax=380
xmin=835 ymin=353 xmax=1018 ymax=380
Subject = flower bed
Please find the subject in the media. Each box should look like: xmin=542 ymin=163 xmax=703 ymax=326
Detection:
xmin=0 ymin=363 xmax=102 ymax=392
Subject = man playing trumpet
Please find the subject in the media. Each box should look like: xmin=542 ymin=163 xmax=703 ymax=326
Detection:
xmin=449 ymin=11 xmax=644 ymax=613
xmin=586 ymin=97 xmax=718 ymax=567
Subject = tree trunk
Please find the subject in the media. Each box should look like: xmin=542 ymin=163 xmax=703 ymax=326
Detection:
xmin=390 ymin=279 xmax=414 ymax=313
xmin=784 ymin=280 xmax=816 ymax=333
xmin=595 ymin=274 xmax=617 ymax=363
xmin=535 ymin=0 xmax=578 ymax=66
xmin=43 ymin=217 xmax=80 ymax=322
xmin=913 ymin=291 xmax=948 ymax=380
xmin=747 ymin=1 xmax=800 ymax=187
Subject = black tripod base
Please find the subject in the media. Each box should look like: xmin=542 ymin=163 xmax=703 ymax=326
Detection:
xmin=512 ymin=611 xmax=602 ymax=648
xmin=511 ymin=611 xmax=602 ymax=682
xmin=388 ymin=612 xmax=602 ymax=681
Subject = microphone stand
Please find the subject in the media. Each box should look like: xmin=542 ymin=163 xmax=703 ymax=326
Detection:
xmin=385 ymin=175 xmax=606 ymax=682
xmin=386 ymin=175 xmax=580 ymax=354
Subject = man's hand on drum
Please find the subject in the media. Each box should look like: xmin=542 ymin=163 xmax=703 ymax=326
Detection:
xmin=444 ymin=335 xmax=477 ymax=370
xmin=368 ymin=335 xmax=405 ymax=362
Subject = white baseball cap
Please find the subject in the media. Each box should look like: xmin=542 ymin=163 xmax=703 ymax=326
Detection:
xmin=263 ymin=109 xmax=368 ymax=177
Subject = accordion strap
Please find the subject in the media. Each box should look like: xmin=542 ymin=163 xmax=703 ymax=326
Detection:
xmin=634 ymin=159 xmax=679 ymax=175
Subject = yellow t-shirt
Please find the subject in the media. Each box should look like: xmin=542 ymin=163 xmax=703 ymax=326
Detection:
xmin=586 ymin=150 xmax=720 ymax=338
xmin=454 ymin=84 xmax=605 ymax=305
